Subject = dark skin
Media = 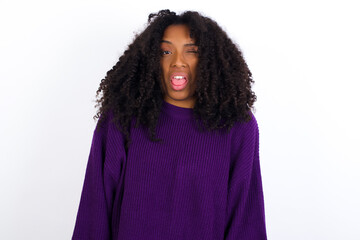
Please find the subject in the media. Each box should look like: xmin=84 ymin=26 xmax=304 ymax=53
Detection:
xmin=94 ymin=10 xmax=256 ymax=149
xmin=160 ymin=24 xmax=199 ymax=109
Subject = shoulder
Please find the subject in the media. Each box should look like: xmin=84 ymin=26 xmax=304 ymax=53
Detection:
xmin=230 ymin=110 xmax=259 ymax=144
xmin=93 ymin=110 xmax=126 ymax=145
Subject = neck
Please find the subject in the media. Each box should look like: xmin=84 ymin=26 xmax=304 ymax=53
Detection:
xmin=163 ymin=97 xmax=195 ymax=109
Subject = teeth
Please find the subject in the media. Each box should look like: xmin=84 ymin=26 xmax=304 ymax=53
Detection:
xmin=173 ymin=76 xmax=185 ymax=79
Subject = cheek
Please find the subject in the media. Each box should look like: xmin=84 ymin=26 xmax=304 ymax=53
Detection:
xmin=190 ymin=60 xmax=199 ymax=77
xmin=160 ymin=59 xmax=169 ymax=76
xmin=160 ymin=63 xmax=168 ymax=84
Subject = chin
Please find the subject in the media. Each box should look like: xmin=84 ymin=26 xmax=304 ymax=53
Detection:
xmin=169 ymin=92 xmax=191 ymax=100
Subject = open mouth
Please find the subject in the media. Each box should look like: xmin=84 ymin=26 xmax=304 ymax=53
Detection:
xmin=170 ymin=74 xmax=188 ymax=91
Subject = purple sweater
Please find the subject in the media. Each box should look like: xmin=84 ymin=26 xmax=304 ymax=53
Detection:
xmin=72 ymin=100 xmax=267 ymax=239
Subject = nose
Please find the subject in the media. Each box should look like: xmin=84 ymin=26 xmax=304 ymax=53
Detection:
xmin=171 ymin=52 xmax=186 ymax=68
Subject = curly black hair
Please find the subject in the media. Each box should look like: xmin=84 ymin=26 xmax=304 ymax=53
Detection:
xmin=94 ymin=9 xmax=256 ymax=150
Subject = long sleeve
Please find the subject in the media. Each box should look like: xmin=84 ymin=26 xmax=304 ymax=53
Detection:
xmin=72 ymin=114 xmax=126 ymax=240
xmin=224 ymin=114 xmax=267 ymax=239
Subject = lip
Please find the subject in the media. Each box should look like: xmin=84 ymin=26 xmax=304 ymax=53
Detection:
xmin=170 ymin=72 xmax=188 ymax=81
xmin=169 ymin=72 xmax=188 ymax=91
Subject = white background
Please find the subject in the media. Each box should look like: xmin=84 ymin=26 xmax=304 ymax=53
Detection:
xmin=1 ymin=0 xmax=359 ymax=239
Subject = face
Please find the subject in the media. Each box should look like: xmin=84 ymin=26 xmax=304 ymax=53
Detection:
xmin=160 ymin=24 xmax=199 ymax=108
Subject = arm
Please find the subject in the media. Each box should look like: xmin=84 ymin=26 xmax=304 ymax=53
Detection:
xmin=224 ymin=114 xmax=267 ymax=239
xmin=72 ymin=113 xmax=126 ymax=240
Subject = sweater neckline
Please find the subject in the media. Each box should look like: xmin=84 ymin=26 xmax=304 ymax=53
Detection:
xmin=161 ymin=100 xmax=194 ymax=120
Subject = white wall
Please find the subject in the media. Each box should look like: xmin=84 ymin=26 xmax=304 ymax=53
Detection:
xmin=1 ymin=0 xmax=359 ymax=239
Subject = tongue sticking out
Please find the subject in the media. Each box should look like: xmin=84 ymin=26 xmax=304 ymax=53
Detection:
xmin=170 ymin=77 xmax=188 ymax=91
xmin=171 ymin=78 xmax=186 ymax=86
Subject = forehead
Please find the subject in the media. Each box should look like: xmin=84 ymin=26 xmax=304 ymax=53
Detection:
xmin=162 ymin=24 xmax=195 ymax=43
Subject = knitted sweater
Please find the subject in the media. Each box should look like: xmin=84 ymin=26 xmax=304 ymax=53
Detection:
xmin=72 ymin=100 xmax=267 ymax=239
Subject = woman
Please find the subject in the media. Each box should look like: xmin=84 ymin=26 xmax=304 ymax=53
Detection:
xmin=72 ymin=9 xmax=267 ymax=240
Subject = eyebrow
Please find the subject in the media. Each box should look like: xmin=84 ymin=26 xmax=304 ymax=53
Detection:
xmin=160 ymin=40 xmax=197 ymax=47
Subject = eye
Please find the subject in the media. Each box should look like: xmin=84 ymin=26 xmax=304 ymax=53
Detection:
xmin=186 ymin=49 xmax=199 ymax=54
xmin=162 ymin=50 xmax=172 ymax=55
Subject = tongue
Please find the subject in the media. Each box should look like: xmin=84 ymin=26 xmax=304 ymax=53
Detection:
xmin=171 ymin=78 xmax=186 ymax=86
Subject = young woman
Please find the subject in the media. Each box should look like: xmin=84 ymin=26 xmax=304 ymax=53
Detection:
xmin=72 ymin=9 xmax=267 ymax=240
